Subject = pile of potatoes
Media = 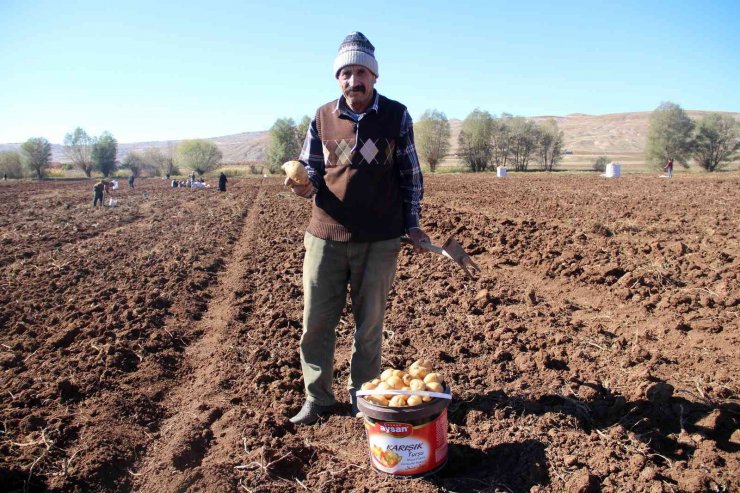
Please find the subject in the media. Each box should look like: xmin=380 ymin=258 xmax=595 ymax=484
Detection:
xmin=360 ymin=359 xmax=445 ymax=407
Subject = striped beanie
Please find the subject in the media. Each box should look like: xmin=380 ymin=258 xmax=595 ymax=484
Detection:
xmin=333 ymin=32 xmax=378 ymax=78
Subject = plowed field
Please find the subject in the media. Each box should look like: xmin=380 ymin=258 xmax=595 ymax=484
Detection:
xmin=1 ymin=174 xmax=738 ymax=493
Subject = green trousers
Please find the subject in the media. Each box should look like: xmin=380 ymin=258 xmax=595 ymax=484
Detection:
xmin=300 ymin=232 xmax=401 ymax=406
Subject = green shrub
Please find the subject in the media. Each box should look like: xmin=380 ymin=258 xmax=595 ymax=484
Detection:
xmin=593 ymin=156 xmax=609 ymax=172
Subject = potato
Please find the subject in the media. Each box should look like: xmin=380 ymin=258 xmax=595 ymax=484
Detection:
xmin=380 ymin=369 xmax=395 ymax=381
xmin=386 ymin=375 xmax=404 ymax=390
xmin=407 ymin=395 xmax=423 ymax=406
xmin=423 ymin=373 xmax=442 ymax=385
xmin=371 ymin=378 xmax=381 ymax=386
xmin=409 ymin=366 xmax=428 ymax=379
xmin=376 ymin=381 xmax=394 ymax=399
xmin=401 ymin=373 xmax=414 ymax=385
xmin=411 ymin=359 xmax=433 ymax=371
xmin=392 ymin=369 xmax=405 ymax=378
xmin=389 ymin=395 xmax=408 ymax=407
xmin=409 ymin=379 xmax=426 ymax=392
xmin=368 ymin=395 xmax=389 ymax=406
xmin=426 ymin=382 xmax=444 ymax=393
xmin=361 ymin=381 xmax=378 ymax=391
xmin=281 ymin=160 xmax=309 ymax=185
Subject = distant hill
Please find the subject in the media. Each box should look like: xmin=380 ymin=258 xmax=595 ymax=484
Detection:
xmin=0 ymin=131 xmax=270 ymax=164
xmin=1 ymin=110 xmax=737 ymax=165
xmin=448 ymin=110 xmax=739 ymax=155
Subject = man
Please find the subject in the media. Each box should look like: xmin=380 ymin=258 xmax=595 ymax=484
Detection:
xmin=664 ymin=158 xmax=674 ymax=178
xmin=128 ymin=174 xmax=135 ymax=189
xmin=218 ymin=172 xmax=227 ymax=192
xmin=92 ymin=179 xmax=110 ymax=208
xmin=285 ymin=32 xmax=430 ymax=425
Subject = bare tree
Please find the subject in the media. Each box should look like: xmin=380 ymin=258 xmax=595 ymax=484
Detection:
xmin=143 ymin=147 xmax=178 ymax=176
xmin=508 ymin=117 xmax=538 ymax=171
xmin=536 ymin=119 xmax=565 ymax=171
xmin=63 ymin=127 xmax=94 ymax=177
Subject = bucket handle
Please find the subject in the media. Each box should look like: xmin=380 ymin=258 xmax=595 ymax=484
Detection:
xmin=357 ymin=389 xmax=452 ymax=400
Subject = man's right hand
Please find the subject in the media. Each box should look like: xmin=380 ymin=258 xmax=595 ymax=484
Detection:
xmin=284 ymin=177 xmax=313 ymax=198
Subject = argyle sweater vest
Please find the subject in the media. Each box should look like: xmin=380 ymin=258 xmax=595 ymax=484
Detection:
xmin=307 ymin=95 xmax=406 ymax=242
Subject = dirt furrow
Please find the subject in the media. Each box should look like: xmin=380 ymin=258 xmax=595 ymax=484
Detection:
xmin=132 ymin=181 xmax=267 ymax=492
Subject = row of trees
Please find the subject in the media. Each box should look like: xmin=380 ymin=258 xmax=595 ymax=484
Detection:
xmin=456 ymin=110 xmax=564 ymax=172
xmin=265 ymin=110 xmax=565 ymax=174
xmin=646 ymin=102 xmax=739 ymax=172
xmin=266 ymin=103 xmax=738 ymax=175
xmin=0 ymin=127 xmax=225 ymax=179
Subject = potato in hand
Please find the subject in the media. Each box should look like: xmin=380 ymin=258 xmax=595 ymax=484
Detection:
xmin=282 ymin=160 xmax=309 ymax=185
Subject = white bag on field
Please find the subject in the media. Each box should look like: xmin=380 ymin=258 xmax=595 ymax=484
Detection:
xmin=109 ymin=198 xmax=117 ymax=207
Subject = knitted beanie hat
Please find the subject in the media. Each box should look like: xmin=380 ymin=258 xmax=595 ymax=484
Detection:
xmin=333 ymin=32 xmax=378 ymax=78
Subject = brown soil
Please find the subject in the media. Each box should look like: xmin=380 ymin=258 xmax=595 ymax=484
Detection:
xmin=1 ymin=174 xmax=738 ymax=493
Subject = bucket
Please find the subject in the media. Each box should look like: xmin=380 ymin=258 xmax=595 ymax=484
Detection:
xmin=603 ymin=162 xmax=621 ymax=178
xmin=497 ymin=166 xmax=507 ymax=178
xmin=357 ymin=384 xmax=451 ymax=478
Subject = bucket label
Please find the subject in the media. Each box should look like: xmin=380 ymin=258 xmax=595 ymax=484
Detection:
xmin=365 ymin=410 xmax=448 ymax=476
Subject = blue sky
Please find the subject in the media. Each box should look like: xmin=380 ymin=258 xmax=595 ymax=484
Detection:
xmin=1 ymin=0 xmax=738 ymax=143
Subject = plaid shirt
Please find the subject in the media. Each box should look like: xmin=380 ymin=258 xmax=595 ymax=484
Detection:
xmin=299 ymin=91 xmax=423 ymax=231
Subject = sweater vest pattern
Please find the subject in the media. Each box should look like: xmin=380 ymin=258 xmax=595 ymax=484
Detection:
xmin=307 ymin=94 xmax=406 ymax=242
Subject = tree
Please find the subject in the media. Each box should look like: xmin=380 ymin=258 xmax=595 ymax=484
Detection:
xmin=92 ymin=132 xmax=118 ymax=177
xmin=593 ymin=156 xmax=610 ymax=172
xmin=508 ymin=117 xmax=538 ymax=171
xmin=122 ymin=152 xmax=147 ymax=177
xmin=692 ymin=113 xmax=740 ymax=172
xmin=415 ymin=109 xmax=451 ymax=172
xmin=536 ymin=119 xmax=565 ymax=171
xmin=20 ymin=137 xmax=52 ymax=179
xmin=645 ymin=102 xmax=694 ymax=169
xmin=266 ymin=117 xmax=300 ymax=174
xmin=0 ymin=151 xmax=24 ymax=179
xmin=491 ymin=116 xmax=512 ymax=168
xmin=458 ymin=109 xmax=495 ymax=172
xmin=63 ymin=127 xmax=94 ymax=177
xmin=143 ymin=146 xmax=178 ymax=177
xmin=175 ymin=139 xmax=222 ymax=175
xmin=296 ymin=115 xmax=312 ymax=152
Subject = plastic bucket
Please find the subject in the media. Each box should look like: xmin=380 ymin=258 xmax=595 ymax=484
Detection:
xmin=357 ymin=384 xmax=451 ymax=478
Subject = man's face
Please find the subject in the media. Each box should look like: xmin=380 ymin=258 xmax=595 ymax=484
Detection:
xmin=337 ymin=65 xmax=376 ymax=111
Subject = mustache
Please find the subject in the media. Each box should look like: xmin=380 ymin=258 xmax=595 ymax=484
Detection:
xmin=345 ymin=85 xmax=366 ymax=94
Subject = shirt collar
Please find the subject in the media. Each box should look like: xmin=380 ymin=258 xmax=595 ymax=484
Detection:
xmin=334 ymin=90 xmax=380 ymax=117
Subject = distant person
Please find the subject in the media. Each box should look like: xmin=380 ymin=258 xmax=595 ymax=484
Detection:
xmin=92 ymin=179 xmax=110 ymax=208
xmin=166 ymin=172 xmax=171 ymax=180
xmin=664 ymin=158 xmax=674 ymax=178
xmin=218 ymin=172 xmax=227 ymax=192
xmin=3 ymin=173 xmax=6 ymax=181
xmin=190 ymin=172 xmax=196 ymax=183
xmin=171 ymin=179 xmax=178 ymax=188
xmin=128 ymin=174 xmax=135 ymax=189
